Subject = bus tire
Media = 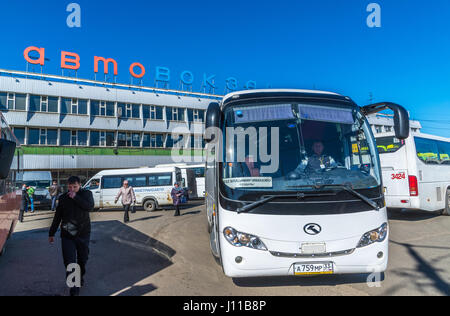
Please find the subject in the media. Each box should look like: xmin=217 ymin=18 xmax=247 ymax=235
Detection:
xmin=144 ymin=200 xmax=157 ymax=212
xmin=207 ymin=218 xmax=212 ymax=234
xmin=443 ymin=188 xmax=450 ymax=216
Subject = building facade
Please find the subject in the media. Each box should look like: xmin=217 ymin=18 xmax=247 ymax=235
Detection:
xmin=0 ymin=69 xmax=219 ymax=183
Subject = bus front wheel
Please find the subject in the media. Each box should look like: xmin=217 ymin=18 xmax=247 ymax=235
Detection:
xmin=144 ymin=200 xmax=157 ymax=212
xmin=442 ymin=189 xmax=450 ymax=216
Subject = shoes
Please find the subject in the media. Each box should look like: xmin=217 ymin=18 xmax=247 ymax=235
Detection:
xmin=69 ymin=287 xmax=80 ymax=296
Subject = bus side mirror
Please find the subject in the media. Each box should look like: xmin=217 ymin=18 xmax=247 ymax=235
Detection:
xmin=392 ymin=105 xmax=410 ymax=140
xmin=0 ymin=139 xmax=16 ymax=179
xmin=362 ymin=102 xmax=410 ymax=140
xmin=205 ymin=102 xmax=222 ymax=143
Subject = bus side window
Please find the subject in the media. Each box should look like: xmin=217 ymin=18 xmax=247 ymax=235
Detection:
xmin=437 ymin=141 xmax=450 ymax=165
xmin=415 ymin=137 xmax=440 ymax=164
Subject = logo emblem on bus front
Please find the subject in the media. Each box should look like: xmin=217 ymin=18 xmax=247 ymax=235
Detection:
xmin=304 ymin=224 xmax=322 ymax=235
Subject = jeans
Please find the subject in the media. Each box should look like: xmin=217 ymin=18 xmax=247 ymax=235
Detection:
xmin=123 ymin=204 xmax=131 ymax=222
xmin=29 ymin=197 xmax=34 ymax=212
xmin=51 ymin=196 xmax=58 ymax=211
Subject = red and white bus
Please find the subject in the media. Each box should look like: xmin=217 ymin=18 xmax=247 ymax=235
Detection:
xmin=0 ymin=112 xmax=21 ymax=255
xmin=376 ymin=132 xmax=450 ymax=215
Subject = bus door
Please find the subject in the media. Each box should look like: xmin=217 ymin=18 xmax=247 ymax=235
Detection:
xmin=376 ymin=136 xmax=410 ymax=198
xmin=84 ymin=178 xmax=101 ymax=208
xmin=101 ymin=176 xmax=123 ymax=208
xmin=185 ymin=169 xmax=198 ymax=199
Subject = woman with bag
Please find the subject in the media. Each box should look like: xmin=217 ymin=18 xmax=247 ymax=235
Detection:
xmin=114 ymin=180 xmax=136 ymax=223
xmin=171 ymin=182 xmax=184 ymax=217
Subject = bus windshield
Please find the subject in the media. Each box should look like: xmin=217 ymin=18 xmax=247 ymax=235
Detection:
xmin=221 ymin=102 xmax=381 ymax=200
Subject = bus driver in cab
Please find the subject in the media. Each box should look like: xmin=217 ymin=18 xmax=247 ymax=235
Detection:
xmin=292 ymin=141 xmax=338 ymax=176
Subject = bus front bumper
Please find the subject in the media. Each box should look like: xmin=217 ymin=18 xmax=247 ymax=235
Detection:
xmin=220 ymin=238 xmax=388 ymax=278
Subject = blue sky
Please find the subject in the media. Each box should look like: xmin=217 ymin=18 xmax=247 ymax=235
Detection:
xmin=0 ymin=0 xmax=449 ymax=137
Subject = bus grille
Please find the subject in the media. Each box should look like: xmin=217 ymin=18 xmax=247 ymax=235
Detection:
xmin=270 ymin=248 xmax=355 ymax=258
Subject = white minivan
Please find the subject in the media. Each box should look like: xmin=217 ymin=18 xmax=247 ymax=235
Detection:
xmin=83 ymin=167 xmax=183 ymax=212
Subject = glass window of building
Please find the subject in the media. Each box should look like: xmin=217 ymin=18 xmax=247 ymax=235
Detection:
xmin=118 ymin=103 xmax=126 ymax=118
xmin=47 ymin=129 xmax=58 ymax=145
xmin=61 ymin=130 xmax=71 ymax=146
xmin=118 ymin=132 xmax=126 ymax=147
xmin=41 ymin=96 xmax=48 ymax=112
xmin=106 ymin=132 xmax=115 ymax=146
xmin=71 ymin=131 xmax=77 ymax=146
xmin=78 ymin=130 xmax=88 ymax=146
xmin=90 ymin=131 xmax=100 ymax=146
xmin=143 ymin=134 xmax=150 ymax=147
xmin=144 ymin=105 xmax=163 ymax=120
xmin=47 ymin=97 xmax=58 ymax=113
xmin=39 ymin=129 xmax=47 ymax=145
xmin=13 ymin=127 xmax=25 ymax=145
xmin=61 ymin=98 xmax=71 ymax=114
xmin=0 ymin=92 xmax=7 ymax=110
xmin=78 ymin=99 xmax=87 ymax=115
xmin=106 ymin=102 xmax=114 ymax=117
xmin=15 ymin=94 xmax=27 ymax=111
xmin=30 ymin=95 xmax=41 ymax=112
xmin=71 ymin=99 xmax=78 ymax=114
xmin=132 ymin=133 xmax=141 ymax=147
xmin=28 ymin=128 xmax=40 ymax=145
xmin=132 ymin=104 xmax=140 ymax=118
xmin=91 ymin=100 xmax=100 ymax=116
xmin=7 ymin=93 xmax=15 ymax=109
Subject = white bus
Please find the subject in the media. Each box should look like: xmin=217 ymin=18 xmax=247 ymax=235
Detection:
xmin=376 ymin=132 xmax=450 ymax=215
xmin=156 ymin=163 xmax=206 ymax=198
xmin=83 ymin=167 xmax=183 ymax=212
xmin=205 ymin=89 xmax=410 ymax=278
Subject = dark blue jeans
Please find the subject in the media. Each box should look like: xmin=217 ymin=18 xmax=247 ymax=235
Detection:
xmin=51 ymin=196 xmax=58 ymax=211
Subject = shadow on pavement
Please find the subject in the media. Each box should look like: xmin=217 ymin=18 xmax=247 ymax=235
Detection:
xmin=389 ymin=240 xmax=450 ymax=296
xmin=387 ymin=209 xmax=442 ymax=222
xmin=0 ymin=220 xmax=176 ymax=296
xmin=233 ymin=273 xmax=384 ymax=288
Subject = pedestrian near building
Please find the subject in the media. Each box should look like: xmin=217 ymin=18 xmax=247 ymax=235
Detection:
xmin=48 ymin=176 xmax=94 ymax=296
xmin=27 ymin=186 xmax=35 ymax=213
xmin=19 ymin=184 xmax=29 ymax=222
xmin=171 ymin=182 xmax=184 ymax=217
xmin=49 ymin=180 xmax=62 ymax=212
xmin=114 ymin=180 xmax=136 ymax=223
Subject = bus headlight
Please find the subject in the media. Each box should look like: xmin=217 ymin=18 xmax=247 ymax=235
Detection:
xmin=223 ymin=227 xmax=268 ymax=251
xmin=357 ymin=223 xmax=388 ymax=248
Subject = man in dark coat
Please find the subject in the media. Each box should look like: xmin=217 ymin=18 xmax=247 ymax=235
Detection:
xmin=19 ymin=184 xmax=29 ymax=223
xmin=48 ymin=176 xmax=94 ymax=296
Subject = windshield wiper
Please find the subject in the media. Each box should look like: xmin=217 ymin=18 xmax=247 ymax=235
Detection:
xmin=236 ymin=192 xmax=337 ymax=214
xmin=286 ymin=184 xmax=380 ymax=211
xmin=321 ymin=184 xmax=380 ymax=211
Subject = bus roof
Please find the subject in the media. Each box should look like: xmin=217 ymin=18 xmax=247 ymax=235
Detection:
xmin=92 ymin=167 xmax=179 ymax=177
xmin=376 ymin=132 xmax=450 ymax=143
xmin=223 ymin=89 xmax=349 ymax=106
xmin=155 ymin=163 xmax=204 ymax=169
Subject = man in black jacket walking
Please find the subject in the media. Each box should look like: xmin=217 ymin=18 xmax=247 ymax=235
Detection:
xmin=49 ymin=176 xmax=94 ymax=296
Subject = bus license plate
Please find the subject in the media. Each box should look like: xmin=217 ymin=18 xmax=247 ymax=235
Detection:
xmin=294 ymin=262 xmax=334 ymax=275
